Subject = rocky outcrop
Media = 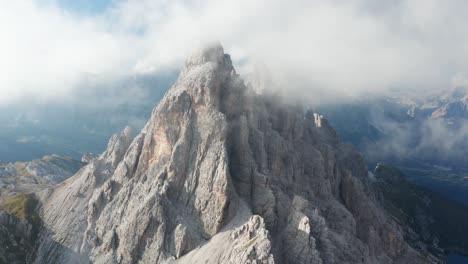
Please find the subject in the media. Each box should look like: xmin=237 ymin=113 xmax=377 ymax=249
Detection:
xmin=28 ymin=44 xmax=440 ymax=264
xmin=168 ymin=202 xmax=275 ymax=264
xmin=0 ymin=193 xmax=41 ymax=264
xmin=0 ymin=212 xmax=36 ymax=264
xmin=33 ymin=127 xmax=133 ymax=264
xmin=0 ymin=155 xmax=85 ymax=197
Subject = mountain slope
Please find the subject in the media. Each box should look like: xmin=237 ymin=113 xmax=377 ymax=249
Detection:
xmin=372 ymin=164 xmax=468 ymax=258
xmin=17 ymin=45 xmax=441 ymax=263
xmin=0 ymin=154 xmax=85 ymax=264
xmin=0 ymin=155 xmax=85 ymax=197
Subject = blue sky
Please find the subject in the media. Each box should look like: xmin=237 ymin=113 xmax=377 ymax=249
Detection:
xmin=56 ymin=0 xmax=113 ymax=14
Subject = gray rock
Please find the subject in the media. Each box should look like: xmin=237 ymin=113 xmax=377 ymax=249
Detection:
xmin=27 ymin=44 xmax=440 ymax=264
xmin=0 ymin=155 xmax=85 ymax=197
xmin=81 ymin=153 xmax=96 ymax=164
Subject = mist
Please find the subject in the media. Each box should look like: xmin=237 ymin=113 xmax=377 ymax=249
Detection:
xmin=320 ymin=94 xmax=468 ymax=169
xmin=0 ymin=72 xmax=176 ymax=162
xmin=366 ymin=117 xmax=468 ymax=167
xmin=2 ymin=0 xmax=468 ymax=106
xmin=3 ymin=0 xmax=468 ymax=164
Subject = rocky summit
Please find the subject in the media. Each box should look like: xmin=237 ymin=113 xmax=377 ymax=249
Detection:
xmin=2 ymin=44 xmax=443 ymax=263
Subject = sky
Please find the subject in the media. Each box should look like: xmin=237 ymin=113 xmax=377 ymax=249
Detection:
xmin=2 ymin=0 xmax=468 ymax=105
xmin=55 ymin=0 xmax=113 ymax=14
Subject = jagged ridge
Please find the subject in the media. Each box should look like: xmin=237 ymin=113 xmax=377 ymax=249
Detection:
xmin=27 ymin=44 xmax=441 ymax=264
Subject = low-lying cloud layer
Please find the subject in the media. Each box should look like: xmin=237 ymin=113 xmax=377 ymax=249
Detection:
xmin=2 ymin=0 xmax=468 ymax=105
xmin=367 ymin=117 xmax=468 ymax=167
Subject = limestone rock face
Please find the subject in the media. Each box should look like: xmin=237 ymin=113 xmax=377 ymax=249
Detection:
xmin=31 ymin=44 xmax=440 ymax=264
xmin=169 ymin=202 xmax=275 ymax=264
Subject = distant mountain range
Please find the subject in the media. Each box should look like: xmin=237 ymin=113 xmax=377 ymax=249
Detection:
xmin=318 ymin=87 xmax=468 ymax=205
xmin=409 ymin=87 xmax=468 ymax=123
xmin=0 ymin=155 xmax=85 ymax=197
xmin=0 ymin=73 xmax=177 ymax=163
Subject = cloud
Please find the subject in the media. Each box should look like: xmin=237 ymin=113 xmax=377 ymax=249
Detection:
xmin=0 ymin=1 xmax=144 ymax=105
xmin=365 ymin=117 xmax=468 ymax=167
xmin=2 ymin=0 xmax=468 ymax=105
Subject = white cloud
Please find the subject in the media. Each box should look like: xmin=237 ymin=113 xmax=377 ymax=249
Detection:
xmin=0 ymin=1 xmax=143 ymax=104
xmin=2 ymin=0 xmax=468 ymax=105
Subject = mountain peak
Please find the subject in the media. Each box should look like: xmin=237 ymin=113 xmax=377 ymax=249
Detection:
xmin=167 ymin=43 xmax=240 ymax=110
xmin=185 ymin=42 xmax=225 ymax=65
xmin=19 ymin=45 xmax=440 ymax=264
xmin=182 ymin=43 xmax=235 ymax=77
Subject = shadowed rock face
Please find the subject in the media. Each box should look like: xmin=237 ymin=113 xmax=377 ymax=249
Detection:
xmin=372 ymin=164 xmax=468 ymax=259
xmin=28 ymin=44 xmax=440 ymax=264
